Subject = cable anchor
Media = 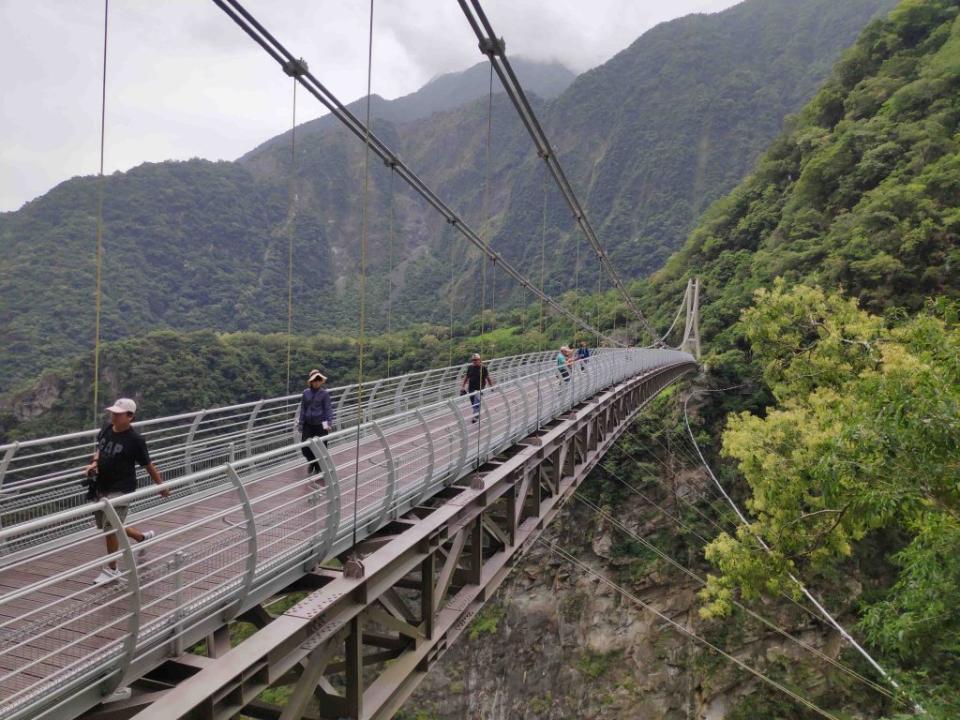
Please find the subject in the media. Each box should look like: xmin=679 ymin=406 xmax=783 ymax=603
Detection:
xmin=478 ymin=36 xmax=505 ymax=57
xmin=282 ymin=57 xmax=309 ymax=77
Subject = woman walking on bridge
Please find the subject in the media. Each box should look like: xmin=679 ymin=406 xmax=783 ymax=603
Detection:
xmin=296 ymin=369 xmax=334 ymax=476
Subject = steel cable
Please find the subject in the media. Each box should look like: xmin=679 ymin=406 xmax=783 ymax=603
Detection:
xmin=458 ymin=0 xmax=660 ymax=343
xmin=212 ymin=0 xmax=617 ymax=346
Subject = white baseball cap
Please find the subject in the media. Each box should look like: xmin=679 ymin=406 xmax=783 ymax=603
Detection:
xmin=106 ymin=398 xmax=137 ymax=414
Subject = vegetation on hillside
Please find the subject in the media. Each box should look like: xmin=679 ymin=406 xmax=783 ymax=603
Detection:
xmin=0 ymin=287 xmax=636 ymax=442
xmin=645 ymin=0 xmax=960 ymax=354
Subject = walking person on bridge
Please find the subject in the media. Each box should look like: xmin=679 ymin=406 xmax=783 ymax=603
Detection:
xmin=296 ymin=369 xmax=334 ymax=476
xmin=557 ymin=346 xmax=573 ymax=383
xmin=460 ymin=353 xmax=494 ymax=424
xmin=84 ymin=398 xmax=168 ymax=585
xmin=575 ymin=340 xmax=591 ymax=371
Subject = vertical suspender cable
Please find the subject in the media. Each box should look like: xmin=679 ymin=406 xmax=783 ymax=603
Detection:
xmin=385 ymin=166 xmax=396 ymax=376
xmin=284 ymin=78 xmax=298 ymax=393
xmin=479 ymin=62 xmax=494 ymax=357
xmin=536 ymin=159 xmax=548 ymax=430
xmin=213 ymin=0 xmax=617 ymax=347
xmin=538 ymin=160 xmax=547 ymax=344
xmin=473 ymin=62 xmax=495 ymax=470
xmin=350 ymin=0 xmax=375 ymax=552
xmin=596 ymin=256 xmax=603 ymax=348
xmin=574 ymin=230 xmax=581 ymax=344
xmin=91 ymin=0 xmax=109 ymax=425
xmin=448 ymin=221 xmax=456 ymax=367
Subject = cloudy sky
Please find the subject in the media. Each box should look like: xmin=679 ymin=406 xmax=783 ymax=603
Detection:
xmin=0 ymin=0 xmax=740 ymax=212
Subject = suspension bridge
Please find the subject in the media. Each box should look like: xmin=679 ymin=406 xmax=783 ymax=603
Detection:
xmin=0 ymin=0 xmax=718 ymax=718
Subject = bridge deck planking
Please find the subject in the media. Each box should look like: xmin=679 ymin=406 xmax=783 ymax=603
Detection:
xmin=0 ymin=397 xmax=507 ymax=707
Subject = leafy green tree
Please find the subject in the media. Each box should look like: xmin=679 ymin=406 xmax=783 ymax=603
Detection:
xmin=700 ymin=283 xmax=959 ymax=716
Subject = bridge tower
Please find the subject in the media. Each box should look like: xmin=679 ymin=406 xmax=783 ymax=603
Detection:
xmin=680 ymin=277 xmax=701 ymax=360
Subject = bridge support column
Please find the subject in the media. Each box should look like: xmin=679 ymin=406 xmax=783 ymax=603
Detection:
xmin=345 ymin=616 xmax=363 ymax=718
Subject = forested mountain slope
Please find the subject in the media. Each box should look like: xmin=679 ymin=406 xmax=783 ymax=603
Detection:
xmin=633 ymin=1 xmax=960 ymax=714
xmin=0 ymin=0 xmax=893 ymax=396
xmin=645 ymin=0 xmax=959 ymax=348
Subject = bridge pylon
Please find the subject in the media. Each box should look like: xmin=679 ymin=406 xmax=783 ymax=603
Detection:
xmin=680 ymin=277 xmax=702 ymax=360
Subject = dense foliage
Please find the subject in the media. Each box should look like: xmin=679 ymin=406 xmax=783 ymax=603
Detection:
xmin=644 ymin=0 xmax=960 ymax=351
xmin=0 ymin=288 xmax=628 ymax=441
xmin=700 ymin=283 xmax=959 ymax=715
xmin=0 ymin=0 xmax=891 ymax=394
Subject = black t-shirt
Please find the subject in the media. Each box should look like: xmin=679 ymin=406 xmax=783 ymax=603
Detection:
xmin=464 ymin=364 xmax=490 ymax=392
xmin=95 ymin=424 xmax=150 ymax=494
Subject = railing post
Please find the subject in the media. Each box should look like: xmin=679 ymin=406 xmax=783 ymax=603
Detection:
xmin=0 ymin=442 xmax=18 ymax=489
xmin=224 ymin=464 xmax=258 ymax=619
xmin=335 ymin=386 xmax=352 ymax=432
xmin=447 ymin=399 xmax=469 ymax=483
xmin=392 ymin=374 xmax=409 ymax=416
xmin=0 ymin=442 xmax=18 ymax=544
xmin=515 ymin=376 xmax=532 ymax=438
xmin=494 ymin=384 xmax=513 ymax=445
xmin=100 ymin=498 xmax=142 ymax=694
xmin=413 ymin=410 xmax=435 ymax=505
xmin=311 ymin=437 xmax=341 ymax=563
xmin=171 ymin=551 xmax=186 ymax=655
xmin=244 ymin=400 xmax=264 ymax=458
xmin=480 ymin=390 xmax=494 ymax=462
xmin=366 ymin=378 xmax=385 ymax=421
xmin=416 ymin=371 xmax=431 ymax=409
xmin=370 ymin=422 xmax=397 ymax=531
xmin=183 ymin=411 xmax=206 ymax=476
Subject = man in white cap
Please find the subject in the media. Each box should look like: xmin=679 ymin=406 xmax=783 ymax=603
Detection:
xmin=84 ymin=397 xmax=167 ymax=584
xmin=295 ymin=369 xmax=335 ymax=476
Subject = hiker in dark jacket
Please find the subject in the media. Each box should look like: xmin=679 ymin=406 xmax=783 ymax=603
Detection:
xmin=295 ymin=369 xmax=335 ymax=475
xmin=575 ymin=340 xmax=591 ymax=370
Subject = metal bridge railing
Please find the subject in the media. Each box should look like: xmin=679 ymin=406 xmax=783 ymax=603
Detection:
xmin=0 ymin=350 xmax=577 ymax=554
xmin=0 ymin=348 xmax=694 ymax=720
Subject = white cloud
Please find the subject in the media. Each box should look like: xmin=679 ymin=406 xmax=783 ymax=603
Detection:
xmin=0 ymin=0 xmax=740 ymax=211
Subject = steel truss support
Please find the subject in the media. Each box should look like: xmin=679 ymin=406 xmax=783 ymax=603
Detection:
xmin=128 ymin=361 xmax=694 ymax=720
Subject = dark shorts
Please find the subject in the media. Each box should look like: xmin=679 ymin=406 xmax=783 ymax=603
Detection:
xmin=94 ymin=492 xmax=130 ymax=530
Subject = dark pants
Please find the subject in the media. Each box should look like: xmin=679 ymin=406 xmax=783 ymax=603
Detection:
xmin=301 ymin=423 xmax=329 ymax=473
xmin=468 ymin=389 xmax=482 ymax=416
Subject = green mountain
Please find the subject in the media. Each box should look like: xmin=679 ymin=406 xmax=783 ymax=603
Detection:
xmin=644 ymin=0 xmax=959 ymax=353
xmin=0 ymin=0 xmax=894 ymax=395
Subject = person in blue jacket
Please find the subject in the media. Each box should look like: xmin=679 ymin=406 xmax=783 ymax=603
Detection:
xmin=575 ymin=340 xmax=591 ymax=370
xmin=295 ymin=369 xmax=335 ymax=475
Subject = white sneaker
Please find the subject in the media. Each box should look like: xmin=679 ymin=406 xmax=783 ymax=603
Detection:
xmin=136 ymin=530 xmax=155 ymax=559
xmin=93 ymin=567 xmax=122 ymax=585
xmin=104 ymin=686 xmax=132 ymax=703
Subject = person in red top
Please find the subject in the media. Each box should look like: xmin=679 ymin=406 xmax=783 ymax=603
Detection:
xmin=85 ymin=398 xmax=168 ymax=585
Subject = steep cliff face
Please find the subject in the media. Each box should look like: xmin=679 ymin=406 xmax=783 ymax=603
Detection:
xmin=403 ymin=492 xmax=864 ymax=720
xmin=402 ymin=398 xmax=880 ymax=720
